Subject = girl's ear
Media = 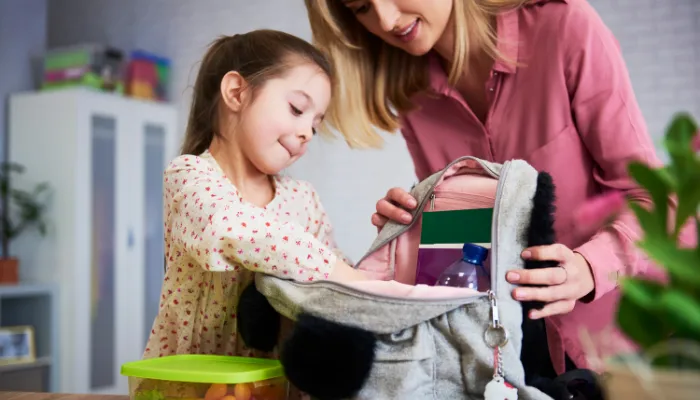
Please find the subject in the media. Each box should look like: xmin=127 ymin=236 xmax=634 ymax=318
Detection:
xmin=220 ymin=71 xmax=248 ymax=112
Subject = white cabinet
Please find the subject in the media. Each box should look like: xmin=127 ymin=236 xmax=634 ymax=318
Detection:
xmin=8 ymin=88 xmax=179 ymax=394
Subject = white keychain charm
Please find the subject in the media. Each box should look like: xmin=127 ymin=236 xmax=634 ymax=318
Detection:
xmin=485 ymin=375 xmax=518 ymax=400
xmin=484 ymin=292 xmax=518 ymax=400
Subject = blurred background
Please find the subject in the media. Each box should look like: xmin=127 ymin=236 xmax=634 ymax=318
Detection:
xmin=0 ymin=0 xmax=697 ymax=396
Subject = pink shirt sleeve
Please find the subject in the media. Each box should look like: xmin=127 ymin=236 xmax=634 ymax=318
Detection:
xmin=563 ymin=6 xmax=665 ymax=300
xmin=165 ymin=157 xmax=337 ymax=281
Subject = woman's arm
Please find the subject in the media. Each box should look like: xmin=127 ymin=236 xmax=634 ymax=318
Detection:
xmin=562 ymin=2 xmax=663 ymax=301
xmin=506 ymin=2 xmax=696 ymax=317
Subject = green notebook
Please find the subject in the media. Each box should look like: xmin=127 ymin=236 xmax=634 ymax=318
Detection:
xmin=420 ymin=208 xmax=493 ymax=246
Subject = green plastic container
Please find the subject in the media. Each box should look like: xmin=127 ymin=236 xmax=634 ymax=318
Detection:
xmin=121 ymin=355 xmax=288 ymax=400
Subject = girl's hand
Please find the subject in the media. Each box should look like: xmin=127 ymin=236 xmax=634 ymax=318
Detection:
xmin=506 ymin=244 xmax=595 ymax=319
xmin=371 ymin=187 xmax=418 ymax=228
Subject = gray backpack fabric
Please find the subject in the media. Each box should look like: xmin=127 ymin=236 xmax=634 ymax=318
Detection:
xmin=250 ymin=156 xmax=555 ymax=400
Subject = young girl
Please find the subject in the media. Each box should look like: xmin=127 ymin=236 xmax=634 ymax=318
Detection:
xmin=144 ymin=29 xmax=366 ymax=360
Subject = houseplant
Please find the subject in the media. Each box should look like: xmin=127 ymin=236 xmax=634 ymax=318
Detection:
xmin=0 ymin=161 xmax=51 ymax=284
xmin=575 ymin=112 xmax=700 ymax=399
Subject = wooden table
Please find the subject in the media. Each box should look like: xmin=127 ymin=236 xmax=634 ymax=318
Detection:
xmin=0 ymin=393 xmax=128 ymax=400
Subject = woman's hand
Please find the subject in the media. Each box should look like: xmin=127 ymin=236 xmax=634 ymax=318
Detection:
xmin=371 ymin=187 xmax=418 ymax=228
xmin=506 ymin=244 xmax=595 ymax=319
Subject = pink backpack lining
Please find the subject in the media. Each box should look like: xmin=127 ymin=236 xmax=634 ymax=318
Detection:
xmin=358 ymin=159 xmax=499 ymax=287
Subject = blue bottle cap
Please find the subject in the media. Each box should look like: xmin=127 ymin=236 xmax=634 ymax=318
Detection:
xmin=461 ymin=243 xmax=489 ymax=265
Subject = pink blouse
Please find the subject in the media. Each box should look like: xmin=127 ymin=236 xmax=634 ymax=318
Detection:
xmin=400 ymin=0 xmax=664 ymax=373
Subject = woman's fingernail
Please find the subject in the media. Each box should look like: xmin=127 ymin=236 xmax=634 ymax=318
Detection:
xmin=514 ymin=289 xmax=526 ymax=300
xmin=529 ymin=310 xmax=540 ymax=319
xmin=402 ymin=213 xmax=412 ymax=223
xmin=408 ymin=198 xmax=417 ymax=208
xmin=507 ymin=272 xmax=520 ymax=282
xmin=521 ymin=250 xmax=532 ymax=259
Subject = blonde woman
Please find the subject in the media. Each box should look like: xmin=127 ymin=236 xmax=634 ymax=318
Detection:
xmin=305 ymin=0 xmax=665 ymax=386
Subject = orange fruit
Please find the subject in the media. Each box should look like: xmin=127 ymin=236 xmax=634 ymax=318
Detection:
xmin=264 ymin=383 xmax=286 ymax=400
xmin=204 ymin=383 xmax=228 ymax=400
xmin=251 ymin=384 xmax=269 ymax=397
xmin=233 ymin=383 xmax=252 ymax=400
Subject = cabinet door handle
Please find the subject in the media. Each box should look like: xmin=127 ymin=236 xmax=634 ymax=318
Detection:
xmin=128 ymin=229 xmax=135 ymax=249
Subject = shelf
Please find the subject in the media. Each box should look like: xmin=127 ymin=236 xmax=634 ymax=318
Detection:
xmin=0 ymin=283 xmax=56 ymax=298
xmin=0 ymin=356 xmax=51 ymax=372
xmin=0 ymin=283 xmax=58 ymax=392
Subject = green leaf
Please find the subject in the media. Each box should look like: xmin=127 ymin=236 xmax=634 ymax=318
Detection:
xmin=619 ymin=278 xmax=665 ymax=310
xmin=628 ymin=162 xmax=671 ymax=230
xmin=674 ymin=159 xmax=700 ymax=237
xmin=0 ymin=163 xmax=51 ymax=243
xmin=629 ymin=202 xmax=666 ymax=239
xmin=664 ymin=113 xmax=698 ymax=185
xmin=37 ymin=221 xmax=47 ymax=236
xmin=636 ymin=237 xmax=700 ymax=285
xmin=0 ymin=162 xmax=25 ymax=175
xmin=655 ymin=166 xmax=678 ymax=190
xmin=617 ymin=280 xmax=669 ymax=348
xmin=665 ymin=113 xmax=698 ymax=149
xmin=659 ymin=289 xmax=700 ymax=337
xmin=32 ymin=182 xmax=50 ymax=196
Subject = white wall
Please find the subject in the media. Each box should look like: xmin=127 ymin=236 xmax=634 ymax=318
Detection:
xmin=47 ymin=0 xmax=700 ymax=260
xmin=0 ymin=0 xmax=47 ymax=161
xmin=588 ymin=0 xmax=700 ymax=159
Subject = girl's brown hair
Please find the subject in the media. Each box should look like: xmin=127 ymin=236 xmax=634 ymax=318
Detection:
xmin=181 ymin=29 xmax=333 ymax=155
xmin=304 ymin=0 xmax=527 ymax=149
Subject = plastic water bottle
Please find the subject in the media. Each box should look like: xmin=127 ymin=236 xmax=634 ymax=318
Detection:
xmin=435 ymin=243 xmax=490 ymax=290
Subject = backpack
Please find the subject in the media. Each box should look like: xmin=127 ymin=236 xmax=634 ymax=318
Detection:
xmin=238 ymin=156 xmax=602 ymax=400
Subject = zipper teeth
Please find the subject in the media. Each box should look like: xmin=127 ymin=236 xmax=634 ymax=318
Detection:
xmin=431 ymin=194 xmax=494 ymax=205
xmin=490 ymin=161 xmax=510 ymax=296
xmin=433 ymin=190 xmax=494 ymax=197
xmin=432 ymin=192 xmax=494 ymax=201
xmin=290 ymin=279 xmax=489 ymax=303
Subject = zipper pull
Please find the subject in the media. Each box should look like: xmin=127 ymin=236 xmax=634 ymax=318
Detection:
xmin=429 ymin=193 xmax=435 ymax=210
xmin=484 ymin=290 xmax=508 ymax=348
xmin=488 ymin=290 xmax=500 ymax=328
xmin=484 ymin=290 xmax=517 ymax=399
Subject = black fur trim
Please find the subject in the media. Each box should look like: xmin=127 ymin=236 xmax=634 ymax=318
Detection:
xmin=237 ymin=281 xmax=281 ymax=353
xmin=524 ymin=171 xmax=558 ymax=311
xmin=521 ymin=171 xmax=558 ymax=385
xmin=281 ymin=313 xmax=376 ymax=400
xmin=521 ymin=315 xmax=552 ymax=385
xmin=532 ymin=369 xmax=604 ymax=400
xmin=529 ymin=375 xmax=574 ymax=400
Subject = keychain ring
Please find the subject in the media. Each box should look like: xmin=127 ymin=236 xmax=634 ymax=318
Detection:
xmin=484 ymin=324 xmax=509 ymax=348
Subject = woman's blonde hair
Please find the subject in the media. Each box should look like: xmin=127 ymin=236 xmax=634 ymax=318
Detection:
xmin=304 ymin=0 xmax=527 ymax=148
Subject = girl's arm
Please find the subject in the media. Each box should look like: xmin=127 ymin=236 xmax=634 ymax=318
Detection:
xmin=563 ymin=2 xmax=695 ymax=301
xmin=306 ymin=182 xmax=354 ymax=266
xmin=165 ymin=156 xmax=364 ymax=282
